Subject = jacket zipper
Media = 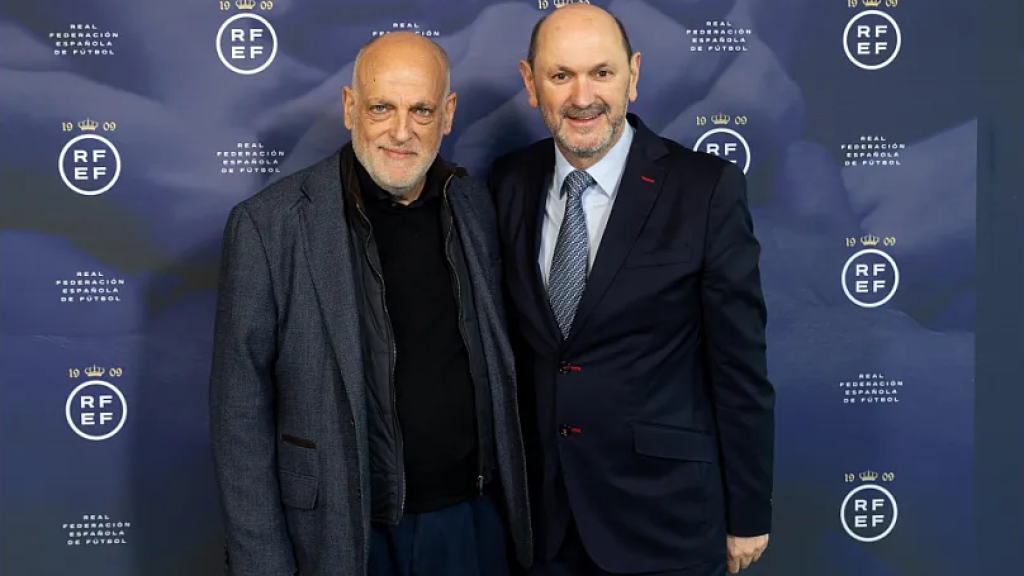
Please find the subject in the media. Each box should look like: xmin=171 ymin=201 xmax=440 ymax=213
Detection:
xmin=353 ymin=199 xmax=405 ymax=521
xmin=441 ymin=175 xmax=486 ymax=496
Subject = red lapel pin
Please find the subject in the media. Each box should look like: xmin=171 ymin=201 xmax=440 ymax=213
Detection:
xmin=641 ymin=176 xmax=655 ymax=183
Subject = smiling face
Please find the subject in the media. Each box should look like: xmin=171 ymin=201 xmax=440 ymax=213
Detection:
xmin=343 ymin=33 xmax=456 ymax=202
xmin=521 ymin=5 xmax=640 ymax=168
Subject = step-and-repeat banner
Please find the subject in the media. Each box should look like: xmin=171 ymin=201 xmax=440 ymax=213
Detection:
xmin=0 ymin=0 xmax=975 ymax=574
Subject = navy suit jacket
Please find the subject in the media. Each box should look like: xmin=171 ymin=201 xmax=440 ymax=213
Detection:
xmin=488 ymin=113 xmax=775 ymax=574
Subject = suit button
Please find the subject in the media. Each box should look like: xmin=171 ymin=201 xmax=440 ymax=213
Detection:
xmin=559 ymin=425 xmax=580 ymax=437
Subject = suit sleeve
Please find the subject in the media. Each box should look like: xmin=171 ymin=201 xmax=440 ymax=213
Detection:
xmin=209 ymin=204 xmax=297 ymax=576
xmin=701 ymin=162 xmax=775 ymax=537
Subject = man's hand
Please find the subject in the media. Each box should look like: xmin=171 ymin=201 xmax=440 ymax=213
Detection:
xmin=727 ymin=534 xmax=769 ymax=573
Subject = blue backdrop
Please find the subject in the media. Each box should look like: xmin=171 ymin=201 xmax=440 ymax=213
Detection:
xmin=0 ymin=0 xmax=987 ymax=574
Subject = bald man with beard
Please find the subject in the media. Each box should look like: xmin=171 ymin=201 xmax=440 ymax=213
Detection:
xmin=209 ymin=32 xmax=532 ymax=576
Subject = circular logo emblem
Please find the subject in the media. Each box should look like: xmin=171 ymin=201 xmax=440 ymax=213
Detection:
xmin=58 ymin=134 xmax=121 ymax=196
xmin=843 ymin=10 xmax=902 ymax=70
xmin=842 ymin=248 xmax=899 ymax=308
xmin=66 ymin=380 xmax=127 ymax=441
xmin=216 ymin=13 xmax=278 ymax=75
xmin=694 ymin=128 xmax=751 ymax=174
xmin=840 ymin=483 xmax=898 ymax=542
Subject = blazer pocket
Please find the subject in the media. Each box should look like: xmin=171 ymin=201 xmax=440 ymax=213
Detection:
xmin=278 ymin=470 xmax=319 ymax=510
xmin=632 ymin=422 xmax=716 ymax=463
xmin=624 ymin=244 xmax=692 ymax=268
xmin=281 ymin=434 xmax=317 ymax=450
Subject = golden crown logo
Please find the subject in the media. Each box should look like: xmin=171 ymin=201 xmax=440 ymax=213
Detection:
xmin=859 ymin=470 xmax=879 ymax=482
xmin=78 ymin=118 xmax=99 ymax=131
xmin=862 ymin=0 xmax=882 ymax=6
xmin=84 ymin=365 xmax=105 ymax=378
xmin=235 ymin=0 xmax=256 ymax=9
xmin=711 ymin=113 xmax=731 ymax=125
xmin=860 ymin=234 xmax=880 ymax=246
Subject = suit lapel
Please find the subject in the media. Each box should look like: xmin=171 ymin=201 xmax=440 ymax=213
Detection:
xmin=519 ymin=146 xmax=562 ymax=350
xmin=566 ymin=120 xmax=668 ymax=346
xmin=297 ymin=151 xmax=369 ymax=454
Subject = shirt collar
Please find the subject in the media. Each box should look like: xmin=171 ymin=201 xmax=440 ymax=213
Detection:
xmin=553 ymin=121 xmax=635 ymax=198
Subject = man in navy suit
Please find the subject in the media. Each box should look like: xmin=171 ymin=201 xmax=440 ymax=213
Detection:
xmin=488 ymin=5 xmax=774 ymax=575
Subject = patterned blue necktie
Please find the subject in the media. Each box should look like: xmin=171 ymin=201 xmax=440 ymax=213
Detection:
xmin=548 ymin=169 xmax=595 ymax=339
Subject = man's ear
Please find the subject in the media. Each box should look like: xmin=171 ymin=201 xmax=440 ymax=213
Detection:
xmin=519 ymin=60 xmax=539 ymax=109
xmin=443 ymin=91 xmax=458 ymax=135
xmin=628 ymin=52 xmax=641 ymax=102
xmin=342 ymin=86 xmax=355 ymax=130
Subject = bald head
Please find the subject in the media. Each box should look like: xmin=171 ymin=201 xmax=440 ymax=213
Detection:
xmin=527 ymin=4 xmax=633 ymax=68
xmin=518 ymin=4 xmax=640 ymax=169
xmin=353 ymin=32 xmax=450 ymax=97
xmin=343 ymin=32 xmax=458 ymax=203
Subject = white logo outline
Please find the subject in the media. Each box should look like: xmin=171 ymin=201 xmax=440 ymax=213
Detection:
xmin=840 ymin=483 xmax=898 ymax=542
xmin=843 ymin=10 xmax=902 ymax=71
xmin=841 ymin=248 xmax=899 ymax=308
xmin=58 ymin=134 xmax=121 ymax=196
xmin=216 ymin=13 xmax=279 ymax=75
xmin=66 ymin=379 xmax=127 ymax=441
xmin=694 ymin=127 xmax=751 ymax=174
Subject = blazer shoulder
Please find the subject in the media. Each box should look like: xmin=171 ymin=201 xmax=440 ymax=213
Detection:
xmin=450 ymin=170 xmax=493 ymax=213
xmin=487 ymin=139 xmax=553 ymax=215
xmin=658 ymin=136 xmax=738 ymax=177
xmin=489 ymin=138 xmax=552 ymax=182
xmin=231 ymin=152 xmax=335 ymax=225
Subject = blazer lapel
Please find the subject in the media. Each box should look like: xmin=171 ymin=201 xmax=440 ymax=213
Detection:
xmin=297 ymin=151 xmax=369 ymax=454
xmin=518 ymin=146 xmax=562 ymax=350
xmin=566 ymin=121 xmax=668 ymax=346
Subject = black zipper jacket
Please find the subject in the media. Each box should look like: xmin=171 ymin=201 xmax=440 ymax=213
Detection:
xmin=339 ymin=144 xmax=497 ymax=524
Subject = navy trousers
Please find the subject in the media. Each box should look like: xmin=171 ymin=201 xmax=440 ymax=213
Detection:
xmin=368 ymin=492 xmax=509 ymax=576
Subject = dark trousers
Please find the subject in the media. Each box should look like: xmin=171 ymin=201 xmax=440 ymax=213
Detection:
xmin=530 ymin=514 xmax=725 ymax=576
xmin=368 ymin=492 xmax=509 ymax=576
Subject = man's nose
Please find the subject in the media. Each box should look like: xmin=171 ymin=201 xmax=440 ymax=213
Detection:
xmin=389 ymin=111 xmax=414 ymax=143
xmin=570 ymin=78 xmax=596 ymax=108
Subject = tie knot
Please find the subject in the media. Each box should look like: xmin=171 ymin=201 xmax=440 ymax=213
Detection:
xmin=560 ymin=170 xmax=595 ymax=199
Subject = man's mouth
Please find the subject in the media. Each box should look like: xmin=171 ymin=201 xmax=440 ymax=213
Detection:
xmin=380 ymin=147 xmax=416 ymax=160
xmin=566 ymin=112 xmax=602 ymax=126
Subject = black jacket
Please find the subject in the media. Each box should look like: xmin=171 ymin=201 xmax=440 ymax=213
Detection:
xmin=339 ymin=144 xmax=497 ymax=524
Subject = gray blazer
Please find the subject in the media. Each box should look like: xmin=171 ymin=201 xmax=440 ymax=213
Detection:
xmin=208 ymin=150 xmax=532 ymax=576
